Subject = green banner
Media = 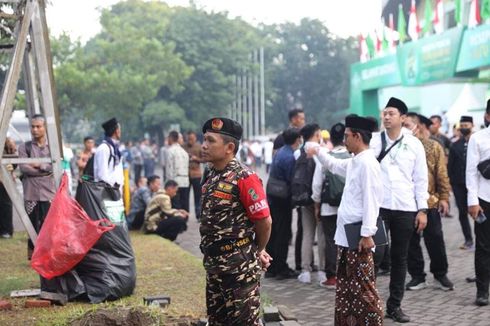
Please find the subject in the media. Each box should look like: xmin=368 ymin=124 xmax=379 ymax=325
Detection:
xmin=397 ymin=27 xmax=464 ymax=85
xmin=350 ymin=55 xmax=401 ymax=91
xmin=457 ymin=24 xmax=490 ymax=72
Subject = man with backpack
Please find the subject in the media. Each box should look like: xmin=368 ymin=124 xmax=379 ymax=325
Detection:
xmin=311 ymin=123 xmax=351 ymax=288
xmin=93 ymin=117 xmax=124 ymax=189
xmin=266 ymin=128 xmax=303 ymax=280
xmin=272 ymin=108 xmax=307 ymax=272
xmin=292 ymin=124 xmax=326 ymax=285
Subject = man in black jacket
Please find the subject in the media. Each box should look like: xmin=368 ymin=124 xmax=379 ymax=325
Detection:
xmin=448 ymin=116 xmax=474 ymax=250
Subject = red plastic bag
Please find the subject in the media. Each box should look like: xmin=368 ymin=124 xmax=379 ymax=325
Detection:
xmin=31 ymin=173 xmax=115 ymax=279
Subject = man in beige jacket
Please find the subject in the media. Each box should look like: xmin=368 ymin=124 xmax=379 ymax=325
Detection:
xmin=143 ymin=177 xmax=188 ymax=241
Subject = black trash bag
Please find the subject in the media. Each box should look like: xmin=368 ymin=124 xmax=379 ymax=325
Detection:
xmin=74 ymin=180 xmax=136 ymax=303
xmin=40 ymin=270 xmax=86 ymax=303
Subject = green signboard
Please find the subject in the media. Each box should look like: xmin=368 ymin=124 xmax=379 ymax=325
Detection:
xmin=397 ymin=27 xmax=464 ymax=85
xmin=350 ymin=55 xmax=401 ymax=91
xmin=457 ymin=24 xmax=490 ymax=72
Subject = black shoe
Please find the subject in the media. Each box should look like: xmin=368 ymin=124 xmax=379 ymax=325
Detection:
xmin=466 ymin=276 xmax=477 ymax=283
xmin=276 ymin=268 xmax=300 ymax=280
xmin=475 ymin=297 xmax=489 ymax=306
xmin=264 ymin=271 xmax=276 ymax=278
xmin=386 ymin=307 xmax=410 ymax=323
xmin=406 ymin=278 xmax=427 ymax=291
xmin=434 ymin=275 xmax=454 ymax=291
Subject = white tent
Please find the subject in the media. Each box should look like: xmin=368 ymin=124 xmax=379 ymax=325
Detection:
xmin=445 ymin=84 xmax=485 ymax=125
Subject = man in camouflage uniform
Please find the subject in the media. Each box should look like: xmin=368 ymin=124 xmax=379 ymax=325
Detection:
xmin=200 ymin=117 xmax=272 ymax=325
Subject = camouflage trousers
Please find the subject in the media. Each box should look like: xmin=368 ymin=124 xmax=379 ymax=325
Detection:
xmin=206 ymin=268 xmax=261 ymax=325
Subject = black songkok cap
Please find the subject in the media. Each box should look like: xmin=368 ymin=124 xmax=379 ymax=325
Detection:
xmin=102 ymin=117 xmax=119 ymax=136
xmin=345 ymin=115 xmax=377 ymax=133
xmin=460 ymin=116 xmax=473 ymax=124
xmin=418 ymin=114 xmax=433 ymax=128
xmin=385 ymin=97 xmax=408 ymax=115
xmin=330 ymin=123 xmax=346 ymax=140
xmin=202 ymin=117 xmax=243 ymax=140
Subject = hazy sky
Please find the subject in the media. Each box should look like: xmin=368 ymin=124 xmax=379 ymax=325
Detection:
xmin=47 ymin=0 xmax=383 ymax=42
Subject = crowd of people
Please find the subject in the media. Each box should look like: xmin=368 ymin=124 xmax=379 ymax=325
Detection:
xmin=262 ymin=99 xmax=490 ymax=324
xmin=0 ymin=97 xmax=489 ymax=325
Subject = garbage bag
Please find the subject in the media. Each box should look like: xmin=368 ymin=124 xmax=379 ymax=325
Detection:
xmin=40 ymin=270 xmax=87 ymax=303
xmin=75 ymin=180 xmax=136 ymax=303
xmin=31 ymin=173 xmax=115 ymax=280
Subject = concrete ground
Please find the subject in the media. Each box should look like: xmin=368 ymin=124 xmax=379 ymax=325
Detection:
xmin=175 ymin=165 xmax=490 ymax=326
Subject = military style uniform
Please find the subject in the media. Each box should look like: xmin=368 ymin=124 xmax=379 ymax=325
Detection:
xmin=200 ymin=158 xmax=270 ymax=325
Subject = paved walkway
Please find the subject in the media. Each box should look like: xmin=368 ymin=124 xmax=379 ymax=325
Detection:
xmin=11 ymin=166 xmax=490 ymax=325
xmin=176 ymin=166 xmax=490 ymax=325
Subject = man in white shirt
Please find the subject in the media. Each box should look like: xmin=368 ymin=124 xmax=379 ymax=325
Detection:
xmin=311 ymin=123 xmax=351 ymax=289
xmin=296 ymin=124 xmax=326 ymax=286
xmin=310 ymin=115 xmax=383 ymax=325
xmin=466 ymin=99 xmax=490 ymax=307
xmin=94 ymin=117 xmax=124 ymax=188
xmin=370 ymin=97 xmax=429 ymax=323
xmin=263 ymin=139 xmax=274 ymax=173
xmin=165 ymin=130 xmax=190 ymax=211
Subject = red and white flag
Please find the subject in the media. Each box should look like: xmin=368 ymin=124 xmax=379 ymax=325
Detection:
xmin=468 ymin=0 xmax=482 ymax=27
xmin=408 ymin=0 xmax=421 ymax=40
xmin=433 ymin=0 xmax=444 ymax=34
xmin=359 ymin=34 xmax=369 ymax=62
xmin=376 ymin=30 xmax=382 ymax=54
xmin=389 ymin=13 xmax=396 ymax=49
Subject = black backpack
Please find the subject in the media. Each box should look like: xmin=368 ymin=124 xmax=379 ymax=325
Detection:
xmin=82 ymin=142 xmax=116 ymax=180
xmin=83 ymin=155 xmax=95 ymax=179
xmin=291 ymin=148 xmax=316 ymax=207
xmin=321 ymin=150 xmax=351 ymax=206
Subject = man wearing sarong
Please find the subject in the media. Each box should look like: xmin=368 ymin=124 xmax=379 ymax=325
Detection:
xmin=309 ymin=115 xmax=384 ymax=325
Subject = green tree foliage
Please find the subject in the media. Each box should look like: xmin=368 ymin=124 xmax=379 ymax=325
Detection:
xmin=52 ymin=1 xmax=357 ymax=141
xmin=158 ymin=6 xmax=260 ymax=131
xmin=262 ymin=19 xmax=357 ymax=130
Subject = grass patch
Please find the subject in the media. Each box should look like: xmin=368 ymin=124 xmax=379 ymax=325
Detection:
xmin=0 ymin=231 xmax=206 ymax=325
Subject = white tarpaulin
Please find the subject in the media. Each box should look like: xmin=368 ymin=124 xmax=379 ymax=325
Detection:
xmin=445 ymin=84 xmax=484 ymax=124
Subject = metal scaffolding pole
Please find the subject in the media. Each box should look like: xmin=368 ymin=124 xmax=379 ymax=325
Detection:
xmin=236 ymin=74 xmax=242 ymax=127
xmin=253 ymin=50 xmax=259 ymax=137
xmin=247 ymin=64 xmax=253 ymax=139
xmin=241 ymin=72 xmax=248 ymax=139
xmin=0 ymin=0 xmax=63 ymax=245
xmin=259 ymin=47 xmax=266 ymax=136
xmin=232 ymin=75 xmax=237 ymax=121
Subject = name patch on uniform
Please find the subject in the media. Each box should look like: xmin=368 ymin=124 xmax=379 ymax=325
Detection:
xmin=217 ymin=182 xmax=233 ymax=193
xmin=213 ymin=190 xmax=232 ymax=200
xmin=249 ymin=199 xmax=268 ymax=214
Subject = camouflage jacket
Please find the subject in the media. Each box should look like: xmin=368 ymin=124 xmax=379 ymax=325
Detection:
xmin=143 ymin=189 xmax=181 ymax=233
xmin=200 ymin=158 xmax=270 ymax=274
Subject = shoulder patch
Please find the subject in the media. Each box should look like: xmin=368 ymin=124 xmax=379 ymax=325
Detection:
xmin=217 ymin=181 xmax=234 ymax=193
xmin=248 ymin=188 xmax=259 ymax=201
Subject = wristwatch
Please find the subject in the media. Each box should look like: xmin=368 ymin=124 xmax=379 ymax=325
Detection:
xmin=418 ymin=209 xmax=428 ymax=214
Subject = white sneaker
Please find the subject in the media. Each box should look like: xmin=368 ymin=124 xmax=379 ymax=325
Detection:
xmin=298 ymin=271 xmax=311 ymax=283
xmin=317 ymin=271 xmax=327 ymax=284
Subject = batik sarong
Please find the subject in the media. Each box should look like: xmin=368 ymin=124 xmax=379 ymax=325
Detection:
xmin=335 ymin=247 xmax=383 ymax=326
